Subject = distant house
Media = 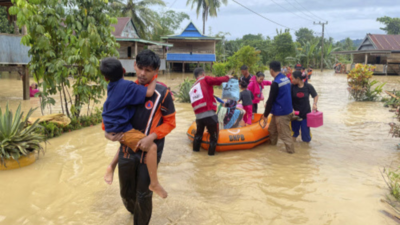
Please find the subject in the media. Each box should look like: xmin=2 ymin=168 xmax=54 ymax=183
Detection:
xmin=161 ymin=22 xmax=220 ymax=72
xmin=112 ymin=17 xmax=172 ymax=73
xmin=333 ymin=34 xmax=400 ymax=75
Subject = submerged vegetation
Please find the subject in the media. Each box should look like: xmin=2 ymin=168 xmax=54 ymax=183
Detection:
xmin=177 ymin=78 xmax=195 ymax=103
xmin=0 ymin=104 xmax=45 ymax=167
xmin=347 ymin=64 xmax=385 ymax=101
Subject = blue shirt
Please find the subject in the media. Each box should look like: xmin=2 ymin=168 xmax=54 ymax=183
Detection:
xmin=102 ymin=79 xmax=147 ymax=133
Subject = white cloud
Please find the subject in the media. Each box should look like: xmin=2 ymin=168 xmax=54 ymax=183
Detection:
xmin=155 ymin=0 xmax=400 ymax=41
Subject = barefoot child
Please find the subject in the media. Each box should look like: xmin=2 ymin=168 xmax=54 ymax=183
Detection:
xmin=238 ymin=81 xmax=254 ymax=125
xmin=101 ymin=57 xmax=167 ymax=198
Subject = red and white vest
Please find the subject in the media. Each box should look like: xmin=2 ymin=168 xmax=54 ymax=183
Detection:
xmin=190 ymin=77 xmax=218 ymax=115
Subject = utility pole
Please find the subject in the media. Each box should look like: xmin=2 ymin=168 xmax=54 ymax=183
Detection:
xmin=314 ymin=21 xmax=328 ymax=72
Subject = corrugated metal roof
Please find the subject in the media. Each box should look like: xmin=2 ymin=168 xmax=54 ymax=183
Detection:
xmin=166 ymin=53 xmax=216 ymax=62
xmin=0 ymin=34 xmax=30 ymax=64
xmin=369 ymin=34 xmax=400 ymax=50
xmin=161 ymin=22 xmax=220 ymax=40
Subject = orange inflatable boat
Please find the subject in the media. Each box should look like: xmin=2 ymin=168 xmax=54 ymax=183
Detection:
xmin=187 ymin=114 xmax=271 ymax=152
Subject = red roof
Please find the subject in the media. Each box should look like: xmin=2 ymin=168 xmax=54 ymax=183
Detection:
xmin=111 ymin=17 xmax=132 ymax=38
xmin=369 ymin=34 xmax=400 ymax=51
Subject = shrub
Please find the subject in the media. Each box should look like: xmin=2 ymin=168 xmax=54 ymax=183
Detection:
xmin=177 ymin=78 xmax=195 ymax=103
xmin=383 ymin=167 xmax=400 ymax=204
xmin=364 ymin=80 xmax=386 ymax=101
xmin=0 ymin=103 xmax=45 ymax=167
xmin=212 ymin=62 xmax=228 ymax=77
xmin=347 ymin=64 xmax=385 ymax=101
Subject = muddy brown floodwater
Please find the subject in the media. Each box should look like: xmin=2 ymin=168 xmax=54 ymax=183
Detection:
xmin=0 ymin=70 xmax=400 ymax=225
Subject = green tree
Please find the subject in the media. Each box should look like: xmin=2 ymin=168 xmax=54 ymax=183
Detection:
xmin=151 ymin=10 xmax=189 ymax=41
xmin=215 ymin=31 xmax=230 ymax=62
xmin=227 ymin=45 xmax=263 ymax=74
xmin=112 ymin=0 xmax=166 ymax=39
xmin=0 ymin=6 xmax=13 ymax=34
xmin=186 ymin=0 xmax=228 ymax=35
xmin=272 ymin=32 xmax=295 ymax=65
xmin=377 ymin=16 xmax=400 ymax=34
xmin=242 ymin=33 xmax=263 ymax=43
xmin=343 ymin=37 xmax=355 ymax=50
xmin=295 ymin=27 xmax=315 ymax=45
xmin=10 ymin=0 xmax=119 ymax=118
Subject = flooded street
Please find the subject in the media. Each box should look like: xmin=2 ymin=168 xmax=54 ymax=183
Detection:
xmin=1 ymin=70 xmax=400 ymax=225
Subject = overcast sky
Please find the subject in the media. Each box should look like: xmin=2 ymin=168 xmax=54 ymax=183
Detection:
xmin=158 ymin=0 xmax=397 ymax=42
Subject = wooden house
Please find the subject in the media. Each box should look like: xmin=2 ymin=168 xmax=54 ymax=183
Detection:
xmin=161 ymin=22 xmax=220 ymax=72
xmin=112 ymin=17 xmax=172 ymax=74
xmin=333 ymin=34 xmax=400 ymax=75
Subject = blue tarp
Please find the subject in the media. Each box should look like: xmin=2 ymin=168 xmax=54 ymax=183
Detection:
xmin=166 ymin=53 xmax=216 ymax=62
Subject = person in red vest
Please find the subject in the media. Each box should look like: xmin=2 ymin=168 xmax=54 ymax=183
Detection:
xmin=190 ymin=67 xmax=232 ymax=155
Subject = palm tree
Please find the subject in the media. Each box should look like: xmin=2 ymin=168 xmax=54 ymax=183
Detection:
xmin=112 ymin=0 xmax=166 ymax=39
xmin=187 ymin=0 xmax=228 ymax=35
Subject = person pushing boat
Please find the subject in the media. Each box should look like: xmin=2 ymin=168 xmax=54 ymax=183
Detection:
xmin=190 ymin=67 xmax=232 ymax=155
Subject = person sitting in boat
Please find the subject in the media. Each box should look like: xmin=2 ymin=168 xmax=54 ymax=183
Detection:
xmin=190 ymin=67 xmax=232 ymax=156
xmin=30 ymin=83 xmax=40 ymax=97
xmin=248 ymin=72 xmax=272 ymax=113
xmin=221 ymin=99 xmax=245 ymax=129
xmin=291 ymin=71 xmax=319 ymax=143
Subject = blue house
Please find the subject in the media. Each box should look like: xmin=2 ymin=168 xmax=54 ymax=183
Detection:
xmin=161 ymin=22 xmax=220 ymax=72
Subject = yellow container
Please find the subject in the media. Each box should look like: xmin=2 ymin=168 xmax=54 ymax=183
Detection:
xmin=0 ymin=153 xmax=36 ymax=171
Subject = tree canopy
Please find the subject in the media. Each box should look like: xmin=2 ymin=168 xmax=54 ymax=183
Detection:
xmin=150 ymin=10 xmax=189 ymax=41
xmin=377 ymin=16 xmax=400 ymax=35
xmin=295 ymin=28 xmax=315 ymax=45
xmin=10 ymin=0 xmax=119 ymax=118
xmin=0 ymin=6 xmax=13 ymax=34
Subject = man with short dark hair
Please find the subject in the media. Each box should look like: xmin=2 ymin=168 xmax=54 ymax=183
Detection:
xmin=240 ymin=65 xmax=253 ymax=85
xmin=190 ymin=67 xmax=232 ymax=155
xmin=104 ymin=49 xmax=176 ymax=224
xmin=263 ymin=61 xmax=295 ymax=154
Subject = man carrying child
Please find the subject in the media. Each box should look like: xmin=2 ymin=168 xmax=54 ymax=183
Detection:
xmin=103 ymin=50 xmax=176 ymax=225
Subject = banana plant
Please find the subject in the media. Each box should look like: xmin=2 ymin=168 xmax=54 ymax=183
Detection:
xmin=0 ymin=103 xmax=45 ymax=167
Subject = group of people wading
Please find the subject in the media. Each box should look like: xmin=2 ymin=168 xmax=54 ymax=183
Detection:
xmin=99 ymin=49 xmax=319 ymax=224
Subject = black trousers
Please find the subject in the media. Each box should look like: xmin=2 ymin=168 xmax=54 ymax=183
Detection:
xmin=252 ymin=103 xmax=258 ymax=113
xmin=195 ymin=115 xmax=219 ymax=145
xmin=118 ymin=142 xmax=163 ymax=225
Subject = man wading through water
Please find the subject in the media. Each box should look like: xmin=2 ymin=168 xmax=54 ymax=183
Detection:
xmin=104 ymin=50 xmax=176 ymax=225
xmin=263 ymin=61 xmax=295 ymax=154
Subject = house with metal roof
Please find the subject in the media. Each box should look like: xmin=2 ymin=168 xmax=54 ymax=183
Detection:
xmin=112 ymin=17 xmax=172 ymax=73
xmin=161 ymin=22 xmax=220 ymax=72
xmin=333 ymin=34 xmax=400 ymax=75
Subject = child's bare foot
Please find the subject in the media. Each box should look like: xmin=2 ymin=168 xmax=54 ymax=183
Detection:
xmin=149 ymin=183 xmax=168 ymax=199
xmin=104 ymin=165 xmax=114 ymax=185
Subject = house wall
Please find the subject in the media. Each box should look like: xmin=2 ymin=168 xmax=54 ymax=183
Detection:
xmin=148 ymin=45 xmax=166 ymax=59
xmin=353 ymin=53 xmax=388 ymax=64
xmin=351 ymin=53 xmax=400 ymax=74
xmin=167 ymin=40 xmax=215 ymax=54
xmin=117 ymin=41 xmax=145 ymax=59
